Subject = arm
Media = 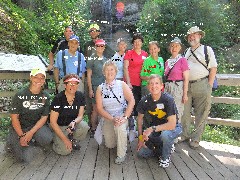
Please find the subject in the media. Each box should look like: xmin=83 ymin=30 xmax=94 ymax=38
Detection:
xmin=54 ymin=67 xmax=60 ymax=88
xmin=50 ymin=110 xmax=72 ymax=151
xmin=137 ymin=113 xmax=145 ymax=151
xmin=140 ymin=76 xmax=150 ymax=81
xmin=208 ymin=67 xmax=217 ymax=87
xmin=122 ymin=81 xmax=135 ymax=118
xmin=123 ymin=60 xmax=132 ymax=89
xmin=48 ymin=52 xmax=55 ymax=70
xmin=87 ymin=68 xmax=94 ymax=98
xmin=96 ymin=86 xmax=115 ymax=121
xmin=69 ymin=106 xmax=85 ymax=129
xmin=182 ymin=70 xmax=189 ymax=104
xmin=11 ymin=114 xmax=48 ymax=146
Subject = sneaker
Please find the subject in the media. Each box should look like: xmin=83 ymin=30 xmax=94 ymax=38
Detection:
xmin=115 ymin=156 xmax=126 ymax=165
xmin=189 ymin=140 xmax=199 ymax=149
xmin=171 ymin=144 xmax=175 ymax=154
xmin=159 ymin=157 xmax=171 ymax=168
xmin=90 ymin=130 xmax=95 ymax=138
xmin=178 ymin=135 xmax=189 ymax=143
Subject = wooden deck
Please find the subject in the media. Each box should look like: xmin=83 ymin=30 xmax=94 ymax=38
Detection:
xmin=0 ymin=135 xmax=240 ymax=180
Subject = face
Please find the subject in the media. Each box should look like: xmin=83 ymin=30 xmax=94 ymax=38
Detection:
xmin=104 ymin=65 xmax=117 ymax=81
xmin=133 ymin=39 xmax=143 ymax=50
xmin=89 ymin=28 xmax=100 ymax=39
xmin=149 ymin=44 xmax=160 ymax=58
xmin=30 ymin=74 xmax=45 ymax=88
xmin=64 ymin=81 xmax=79 ymax=94
xmin=148 ymin=77 xmax=163 ymax=96
xmin=95 ymin=44 xmax=105 ymax=54
xmin=68 ymin=40 xmax=79 ymax=52
xmin=188 ymin=32 xmax=201 ymax=47
xmin=169 ymin=43 xmax=181 ymax=55
xmin=64 ymin=27 xmax=74 ymax=41
xmin=118 ymin=41 xmax=127 ymax=52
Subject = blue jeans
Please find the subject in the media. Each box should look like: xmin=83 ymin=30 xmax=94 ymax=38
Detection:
xmin=138 ymin=123 xmax=182 ymax=160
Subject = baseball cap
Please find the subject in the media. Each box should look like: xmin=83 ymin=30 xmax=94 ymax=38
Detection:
xmin=95 ymin=39 xmax=106 ymax=45
xmin=30 ymin=68 xmax=46 ymax=77
xmin=89 ymin=23 xmax=100 ymax=31
xmin=69 ymin=35 xmax=80 ymax=43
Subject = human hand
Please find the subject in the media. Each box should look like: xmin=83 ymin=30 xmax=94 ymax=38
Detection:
xmin=64 ymin=138 xmax=73 ymax=152
xmin=68 ymin=120 xmax=76 ymax=131
xmin=143 ymin=128 xmax=153 ymax=141
xmin=182 ymin=94 xmax=188 ymax=104
xmin=89 ymin=90 xmax=94 ymax=98
xmin=47 ymin=64 xmax=54 ymax=71
xmin=127 ymin=83 xmax=133 ymax=89
xmin=114 ymin=116 xmax=126 ymax=127
xmin=137 ymin=140 xmax=147 ymax=151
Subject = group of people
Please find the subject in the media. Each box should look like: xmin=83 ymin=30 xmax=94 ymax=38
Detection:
xmin=6 ymin=24 xmax=217 ymax=169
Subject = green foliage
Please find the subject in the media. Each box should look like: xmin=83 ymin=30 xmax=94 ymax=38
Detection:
xmin=0 ymin=0 xmax=91 ymax=58
xmin=0 ymin=117 xmax=10 ymax=141
xmin=137 ymin=0 xmax=239 ymax=60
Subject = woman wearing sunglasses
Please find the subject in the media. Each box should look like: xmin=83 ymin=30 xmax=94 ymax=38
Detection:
xmin=50 ymin=74 xmax=89 ymax=155
xmin=140 ymin=41 xmax=165 ymax=96
xmin=87 ymin=39 xmax=108 ymax=138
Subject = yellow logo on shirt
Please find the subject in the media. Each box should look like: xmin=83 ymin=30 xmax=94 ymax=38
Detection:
xmin=148 ymin=108 xmax=166 ymax=119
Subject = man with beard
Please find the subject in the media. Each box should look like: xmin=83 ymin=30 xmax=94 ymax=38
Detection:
xmin=180 ymin=26 xmax=217 ymax=148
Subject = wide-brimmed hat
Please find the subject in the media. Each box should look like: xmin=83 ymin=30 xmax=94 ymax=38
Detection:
xmin=185 ymin=26 xmax=205 ymax=40
xmin=30 ymin=68 xmax=46 ymax=77
xmin=95 ymin=39 xmax=106 ymax=45
xmin=69 ymin=34 xmax=80 ymax=43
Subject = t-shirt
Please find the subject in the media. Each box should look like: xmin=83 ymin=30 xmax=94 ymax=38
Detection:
xmin=164 ymin=56 xmax=189 ymax=81
xmin=9 ymin=87 xmax=50 ymax=129
xmin=137 ymin=92 xmax=178 ymax=129
xmin=86 ymin=54 xmax=107 ymax=86
xmin=111 ymin=52 xmax=125 ymax=79
xmin=140 ymin=56 xmax=164 ymax=86
xmin=184 ymin=45 xmax=217 ymax=81
xmin=50 ymin=91 xmax=85 ymax=126
xmin=55 ymin=49 xmax=86 ymax=79
xmin=51 ymin=38 xmax=82 ymax=54
xmin=124 ymin=49 xmax=148 ymax=86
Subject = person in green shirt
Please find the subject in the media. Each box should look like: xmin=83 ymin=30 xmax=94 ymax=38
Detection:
xmin=140 ymin=41 xmax=164 ymax=97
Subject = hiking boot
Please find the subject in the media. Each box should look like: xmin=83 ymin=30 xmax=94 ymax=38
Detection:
xmin=189 ymin=140 xmax=199 ymax=149
xmin=159 ymin=157 xmax=171 ymax=168
xmin=115 ymin=156 xmax=126 ymax=165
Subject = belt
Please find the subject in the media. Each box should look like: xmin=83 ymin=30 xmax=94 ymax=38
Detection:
xmin=189 ymin=76 xmax=208 ymax=83
xmin=165 ymin=80 xmax=183 ymax=83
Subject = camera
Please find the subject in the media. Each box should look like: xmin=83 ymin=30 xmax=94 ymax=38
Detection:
xmin=67 ymin=127 xmax=81 ymax=150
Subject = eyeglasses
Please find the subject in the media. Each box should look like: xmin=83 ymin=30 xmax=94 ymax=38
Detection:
xmin=96 ymin=45 xmax=105 ymax=48
xmin=67 ymin=82 xmax=79 ymax=86
xmin=89 ymin=29 xmax=100 ymax=33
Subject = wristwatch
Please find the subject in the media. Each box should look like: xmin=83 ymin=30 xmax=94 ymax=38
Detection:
xmin=123 ymin=116 xmax=128 ymax=120
xmin=152 ymin=126 xmax=156 ymax=132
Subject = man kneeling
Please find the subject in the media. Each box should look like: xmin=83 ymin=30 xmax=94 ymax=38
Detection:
xmin=50 ymin=74 xmax=89 ymax=155
xmin=136 ymin=74 xmax=182 ymax=168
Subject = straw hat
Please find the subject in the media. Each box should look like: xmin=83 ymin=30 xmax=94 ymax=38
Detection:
xmin=185 ymin=26 xmax=205 ymax=40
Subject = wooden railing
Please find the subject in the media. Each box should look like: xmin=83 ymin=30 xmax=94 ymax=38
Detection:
xmin=0 ymin=72 xmax=240 ymax=127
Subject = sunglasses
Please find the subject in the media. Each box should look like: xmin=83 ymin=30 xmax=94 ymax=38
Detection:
xmin=66 ymin=82 xmax=79 ymax=86
xmin=89 ymin=29 xmax=100 ymax=33
xmin=96 ymin=45 xmax=105 ymax=47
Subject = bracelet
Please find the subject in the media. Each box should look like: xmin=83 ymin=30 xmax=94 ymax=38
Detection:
xmin=138 ymin=135 xmax=144 ymax=142
xmin=18 ymin=133 xmax=26 ymax=139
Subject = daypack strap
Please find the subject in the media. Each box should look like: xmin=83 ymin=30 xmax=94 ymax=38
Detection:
xmin=190 ymin=46 xmax=209 ymax=72
xmin=62 ymin=50 xmax=66 ymax=76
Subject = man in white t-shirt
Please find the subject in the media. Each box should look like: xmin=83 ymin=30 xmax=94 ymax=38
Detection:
xmin=181 ymin=26 xmax=217 ymax=148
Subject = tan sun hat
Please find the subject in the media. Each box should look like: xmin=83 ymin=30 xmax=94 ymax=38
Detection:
xmin=185 ymin=26 xmax=205 ymax=40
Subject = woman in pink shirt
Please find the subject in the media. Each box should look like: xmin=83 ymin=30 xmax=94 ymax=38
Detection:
xmin=164 ymin=37 xmax=189 ymax=124
xmin=124 ymin=33 xmax=148 ymax=117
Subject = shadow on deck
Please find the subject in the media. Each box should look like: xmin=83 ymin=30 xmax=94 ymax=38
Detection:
xmin=0 ymin=134 xmax=239 ymax=180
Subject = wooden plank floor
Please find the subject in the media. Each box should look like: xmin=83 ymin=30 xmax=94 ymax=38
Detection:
xmin=0 ymin=135 xmax=239 ymax=180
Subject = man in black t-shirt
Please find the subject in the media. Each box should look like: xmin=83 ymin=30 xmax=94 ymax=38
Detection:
xmin=48 ymin=26 xmax=83 ymax=70
xmin=136 ymin=74 xmax=182 ymax=168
